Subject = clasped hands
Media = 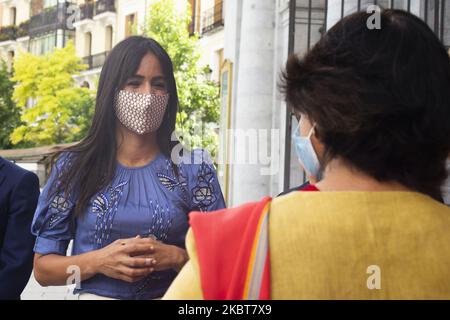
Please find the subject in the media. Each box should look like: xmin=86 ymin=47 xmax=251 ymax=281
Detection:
xmin=95 ymin=235 xmax=188 ymax=283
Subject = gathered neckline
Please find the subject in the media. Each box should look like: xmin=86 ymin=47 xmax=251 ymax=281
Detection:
xmin=116 ymin=153 xmax=165 ymax=170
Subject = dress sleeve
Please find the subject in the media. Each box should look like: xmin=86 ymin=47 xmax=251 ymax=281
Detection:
xmin=31 ymin=153 xmax=76 ymax=256
xmin=186 ymin=149 xmax=226 ymax=212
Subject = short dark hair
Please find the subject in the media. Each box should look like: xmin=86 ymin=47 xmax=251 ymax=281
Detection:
xmin=282 ymin=9 xmax=450 ymax=201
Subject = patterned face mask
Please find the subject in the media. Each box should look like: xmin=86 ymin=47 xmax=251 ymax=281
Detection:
xmin=114 ymin=90 xmax=169 ymax=135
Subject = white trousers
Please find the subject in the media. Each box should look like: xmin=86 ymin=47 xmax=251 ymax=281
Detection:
xmin=78 ymin=293 xmax=161 ymax=300
xmin=78 ymin=293 xmax=117 ymax=300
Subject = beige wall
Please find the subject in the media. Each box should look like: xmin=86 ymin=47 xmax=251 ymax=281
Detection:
xmin=0 ymin=0 xmax=30 ymax=27
xmin=0 ymin=0 xmax=31 ymax=67
xmin=197 ymin=0 xmax=224 ymax=82
xmin=16 ymin=0 xmax=31 ymax=25
xmin=115 ymin=0 xmax=147 ymax=41
xmin=198 ymin=29 xmax=224 ymax=82
xmin=74 ymin=1 xmax=117 ymax=58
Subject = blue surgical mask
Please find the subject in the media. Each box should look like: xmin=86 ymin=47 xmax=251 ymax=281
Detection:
xmin=292 ymin=122 xmax=322 ymax=180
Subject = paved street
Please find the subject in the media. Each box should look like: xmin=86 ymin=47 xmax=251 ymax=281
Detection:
xmin=21 ymin=273 xmax=77 ymax=300
xmin=21 ymin=241 xmax=77 ymax=300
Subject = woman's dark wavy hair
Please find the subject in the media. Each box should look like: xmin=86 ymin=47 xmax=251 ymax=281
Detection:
xmin=281 ymin=9 xmax=450 ymax=201
xmin=51 ymin=36 xmax=179 ymax=216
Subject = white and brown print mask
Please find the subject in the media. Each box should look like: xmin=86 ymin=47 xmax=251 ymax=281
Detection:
xmin=114 ymin=90 xmax=169 ymax=135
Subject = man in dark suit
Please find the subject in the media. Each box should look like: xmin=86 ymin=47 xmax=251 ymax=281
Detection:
xmin=0 ymin=157 xmax=40 ymax=300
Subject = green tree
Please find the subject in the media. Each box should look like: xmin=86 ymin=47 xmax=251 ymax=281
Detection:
xmin=142 ymin=0 xmax=221 ymax=158
xmin=10 ymin=41 xmax=95 ymax=146
xmin=0 ymin=61 xmax=21 ymax=149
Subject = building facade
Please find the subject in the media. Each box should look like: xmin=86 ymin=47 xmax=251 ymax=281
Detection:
xmin=189 ymin=0 xmax=225 ymax=82
xmin=0 ymin=0 xmax=225 ymax=87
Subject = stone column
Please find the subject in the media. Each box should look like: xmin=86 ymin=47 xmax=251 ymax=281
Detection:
xmin=227 ymin=0 xmax=276 ymax=206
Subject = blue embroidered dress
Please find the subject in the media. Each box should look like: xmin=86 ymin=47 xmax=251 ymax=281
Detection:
xmin=31 ymin=149 xmax=226 ymax=299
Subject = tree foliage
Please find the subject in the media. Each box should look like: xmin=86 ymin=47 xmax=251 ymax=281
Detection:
xmin=10 ymin=41 xmax=95 ymax=146
xmin=142 ymin=0 xmax=221 ymax=158
xmin=0 ymin=61 xmax=21 ymax=149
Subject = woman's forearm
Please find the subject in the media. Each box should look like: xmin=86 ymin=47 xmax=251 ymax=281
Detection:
xmin=34 ymin=237 xmax=157 ymax=286
xmin=34 ymin=250 xmax=101 ymax=287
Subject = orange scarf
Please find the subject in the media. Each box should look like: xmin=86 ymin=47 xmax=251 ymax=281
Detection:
xmin=190 ymin=197 xmax=272 ymax=300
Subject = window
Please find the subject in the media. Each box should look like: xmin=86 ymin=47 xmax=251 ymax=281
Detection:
xmin=105 ymin=25 xmax=113 ymax=51
xmin=214 ymin=0 xmax=223 ymax=24
xmin=30 ymin=33 xmax=56 ymax=55
xmin=202 ymin=0 xmax=224 ymax=34
xmin=63 ymin=30 xmax=75 ymax=48
xmin=10 ymin=7 xmax=16 ymax=25
xmin=85 ymin=32 xmax=92 ymax=57
xmin=125 ymin=13 xmax=137 ymax=38
xmin=188 ymin=0 xmax=201 ymax=35
xmin=7 ymin=50 xmax=14 ymax=72
xmin=44 ymin=0 xmax=58 ymax=9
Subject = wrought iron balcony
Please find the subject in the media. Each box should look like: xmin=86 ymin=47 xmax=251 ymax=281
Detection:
xmin=0 ymin=20 xmax=30 ymax=42
xmin=0 ymin=25 xmax=18 ymax=42
xmin=79 ymin=2 xmax=95 ymax=21
xmin=202 ymin=1 xmax=224 ymax=34
xmin=95 ymin=0 xmax=116 ymax=16
xmin=29 ymin=2 xmax=73 ymax=38
xmin=82 ymin=51 xmax=110 ymax=70
xmin=17 ymin=20 xmax=30 ymax=38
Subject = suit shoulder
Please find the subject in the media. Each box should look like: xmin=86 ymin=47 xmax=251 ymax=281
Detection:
xmin=20 ymin=170 xmax=39 ymax=186
xmin=0 ymin=157 xmax=28 ymax=177
xmin=0 ymin=157 xmax=38 ymax=185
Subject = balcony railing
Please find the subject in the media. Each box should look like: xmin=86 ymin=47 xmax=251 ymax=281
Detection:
xmin=79 ymin=2 xmax=94 ymax=21
xmin=0 ymin=25 xmax=17 ymax=42
xmin=82 ymin=51 xmax=110 ymax=70
xmin=202 ymin=1 xmax=224 ymax=34
xmin=29 ymin=2 xmax=73 ymax=37
xmin=17 ymin=20 xmax=30 ymax=38
xmin=95 ymin=0 xmax=116 ymax=16
xmin=0 ymin=20 xmax=30 ymax=42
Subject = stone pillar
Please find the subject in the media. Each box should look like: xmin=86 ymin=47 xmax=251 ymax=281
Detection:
xmin=226 ymin=0 xmax=276 ymax=206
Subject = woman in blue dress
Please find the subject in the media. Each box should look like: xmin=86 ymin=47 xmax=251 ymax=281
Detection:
xmin=31 ymin=36 xmax=226 ymax=300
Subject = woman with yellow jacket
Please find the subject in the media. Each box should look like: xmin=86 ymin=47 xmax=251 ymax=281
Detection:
xmin=164 ymin=9 xmax=450 ymax=300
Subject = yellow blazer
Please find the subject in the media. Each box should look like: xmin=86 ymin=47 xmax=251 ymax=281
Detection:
xmin=164 ymin=192 xmax=450 ymax=300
